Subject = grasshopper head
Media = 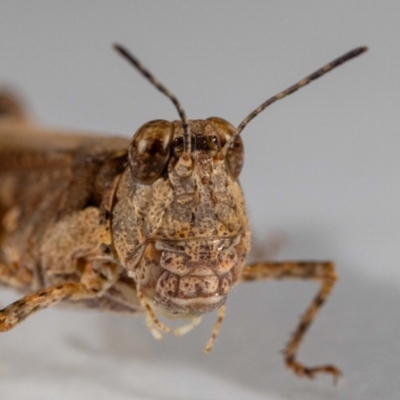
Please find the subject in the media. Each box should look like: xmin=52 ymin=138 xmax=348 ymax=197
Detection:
xmin=113 ymin=117 xmax=250 ymax=316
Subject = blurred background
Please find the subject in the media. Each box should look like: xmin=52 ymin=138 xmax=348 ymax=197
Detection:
xmin=0 ymin=2 xmax=399 ymax=399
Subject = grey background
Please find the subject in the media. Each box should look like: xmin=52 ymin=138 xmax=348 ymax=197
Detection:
xmin=0 ymin=1 xmax=399 ymax=399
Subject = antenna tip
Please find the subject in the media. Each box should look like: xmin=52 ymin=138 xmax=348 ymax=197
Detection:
xmin=113 ymin=43 xmax=124 ymax=54
xmin=354 ymin=46 xmax=369 ymax=56
xmin=112 ymin=43 xmax=141 ymax=68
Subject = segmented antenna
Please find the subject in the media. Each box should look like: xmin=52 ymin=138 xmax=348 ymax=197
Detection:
xmin=236 ymin=46 xmax=368 ymax=136
xmin=114 ymin=44 xmax=191 ymax=156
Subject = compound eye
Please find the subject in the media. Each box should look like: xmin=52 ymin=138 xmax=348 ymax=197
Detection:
xmin=226 ymin=135 xmax=244 ymax=179
xmin=206 ymin=117 xmax=244 ymax=179
xmin=129 ymin=120 xmax=173 ymax=184
xmin=207 ymin=134 xmax=220 ymax=156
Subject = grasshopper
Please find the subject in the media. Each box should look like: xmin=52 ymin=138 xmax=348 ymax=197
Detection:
xmin=0 ymin=45 xmax=367 ymax=380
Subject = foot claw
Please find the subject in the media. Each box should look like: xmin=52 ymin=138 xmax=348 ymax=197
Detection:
xmin=289 ymin=361 xmax=342 ymax=383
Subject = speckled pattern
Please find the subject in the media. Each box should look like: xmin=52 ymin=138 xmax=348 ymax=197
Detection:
xmin=112 ymin=118 xmax=250 ymax=317
xmin=0 ymin=44 xmax=366 ymax=380
xmin=0 ymin=106 xmax=250 ymax=331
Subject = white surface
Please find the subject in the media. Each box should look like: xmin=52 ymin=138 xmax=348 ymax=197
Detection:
xmin=0 ymin=2 xmax=399 ymax=399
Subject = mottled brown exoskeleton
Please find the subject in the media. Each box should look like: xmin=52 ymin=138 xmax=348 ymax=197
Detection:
xmin=0 ymin=45 xmax=367 ymax=381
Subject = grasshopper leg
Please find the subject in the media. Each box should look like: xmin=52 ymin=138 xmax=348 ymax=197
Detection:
xmin=0 ymin=261 xmax=115 ymax=332
xmin=240 ymin=260 xmax=341 ymax=382
xmin=0 ymin=282 xmax=88 ymax=332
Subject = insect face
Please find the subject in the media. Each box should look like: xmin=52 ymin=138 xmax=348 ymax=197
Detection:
xmin=115 ymin=118 xmax=250 ymax=316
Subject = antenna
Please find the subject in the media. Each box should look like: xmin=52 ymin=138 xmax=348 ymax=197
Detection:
xmin=114 ymin=44 xmax=191 ymax=156
xmin=236 ymin=46 xmax=368 ymax=136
